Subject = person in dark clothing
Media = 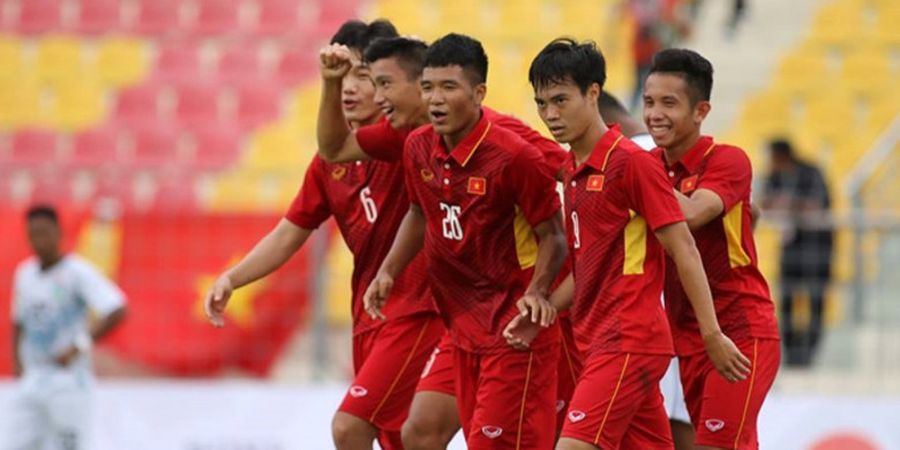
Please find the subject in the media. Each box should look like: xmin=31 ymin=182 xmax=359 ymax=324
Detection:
xmin=761 ymin=139 xmax=833 ymax=367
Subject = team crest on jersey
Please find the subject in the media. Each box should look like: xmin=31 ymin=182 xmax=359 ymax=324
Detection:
xmin=481 ymin=426 xmax=503 ymax=439
xmin=331 ymin=166 xmax=347 ymax=180
xmin=421 ymin=169 xmax=434 ymax=182
xmin=705 ymin=419 xmax=725 ymax=433
xmin=680 ymin=175 xmax=698 ymax=194
xmin=568 ymin=410 xmax=586 ymax=423
xmin=349 ymin=385 xmax=368 ymax=398
xmin=586 ymin=175 xmax=605 ymax=192
xmin=467 ymin=177 xmax=486 ymax=195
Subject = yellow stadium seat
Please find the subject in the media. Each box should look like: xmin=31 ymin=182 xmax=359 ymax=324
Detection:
xmin=435 ymin=0 xmax=481 ymax=36
xmin=0 ymin=35 xmax=26 ymax=82
xmin=799 ymin=92 xmax=857 ymax=142
xmin=872 ymin=6 xmax=900 ymax=45
xmin=808 ymin=1 xmax=864 ymax=48
xmin=96 ymin=37 xmax=149 ymax=88
xmin=774 ymin=48 xmax=833 ymax=96
xmin=736 ymin=89 xmax=794 ymax=137
xmin=34 ymin=35 xmax=86 ymax=88
xmin=243 ymin=123 xmax=309 ymax=171
xmin=838 ymin=49 xmax=893 ymax=96
xmin=46 ymin=82 xmax=106 ymax=131
xmin=0 ymin=81 xmax=43 ymax=129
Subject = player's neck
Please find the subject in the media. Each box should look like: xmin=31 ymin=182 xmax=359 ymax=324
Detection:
xmin=617 ymin=117 xmax=647 ymax=138
xmin=663 ymin=129 xmax=702 ymax=166
xmin=38 ymin=252 xmax=63 ymax=271
xmin=571 ymin=115 xmax=609 ymax=166
xmin=411 ymin=105 xmax=430 ymax=129
xmin=442 ymin=109 xmax=482 ymax=150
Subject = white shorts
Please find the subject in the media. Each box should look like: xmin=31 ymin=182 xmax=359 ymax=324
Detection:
xmin=659 ymin=356 xmax=691 ymax=424
xmin=4 ymin=373 xmax=93 ymax=450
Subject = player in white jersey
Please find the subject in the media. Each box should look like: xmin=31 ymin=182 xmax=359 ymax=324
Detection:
xmin=600 ymin=91 xmax=694 ymax=450
xmin=5 ymin=205 xmax=127 ymax=450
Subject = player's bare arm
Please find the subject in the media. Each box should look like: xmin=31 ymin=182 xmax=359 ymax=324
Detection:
xmin=654 ymin=221 xmax=752 ymax=382
xmin=55 ymin=305 xmax=127 ymax=368
xmin=363 ymin=204 xmax=426 ymax=320
xmin=674 ymin=188 xmax=724 ymax=230
xmin=503 ymin=213 xmax=567 ymax=350
xmin=205 ymin=219 xmax=311 ymax=327
xmin=317 ymin=43 xmax=370 ymax=163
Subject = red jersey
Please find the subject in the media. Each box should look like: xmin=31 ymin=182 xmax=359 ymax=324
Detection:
xmin=285 ymin=156 xmax=436 ymax=336
xmin=564 ymin=125 xmax=683 ymax=357
xmin=651 ymin=136 xmax=780 ymax=356
xmin=402 ymin=111 xmax=562 ymax=353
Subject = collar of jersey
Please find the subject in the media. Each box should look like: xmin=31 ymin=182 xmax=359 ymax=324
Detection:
xmin=433 ymin=109 xmax=492 ymax=167
xmin=676 ymin=135 xmax=716 ymax=172
xmin=571 ymin=123 xmax=624 ymax=175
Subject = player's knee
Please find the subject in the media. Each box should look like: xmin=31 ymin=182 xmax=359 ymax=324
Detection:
xmin=401 ymin=416 xmax=451 ymax=450
xmin=331 ymin=412 xmax=373 ymax=448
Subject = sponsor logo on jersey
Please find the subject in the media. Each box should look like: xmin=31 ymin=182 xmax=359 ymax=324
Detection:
xmin=332 ymin=166 xmax=347 ymax=180
xmin=349 ymin=385 xmax=368 ymax=398
xmin=705 ymin=419 xmax=725 ymax=433
xmin=568 ymin=410 xmax=586 ymax=423
xmin=481 ymin=426 xmax=503 ymax=439
xmin=421 ymin=169 xmax=434 ymax=182
xmin=556 ymin=399 xmax=566 ymax=413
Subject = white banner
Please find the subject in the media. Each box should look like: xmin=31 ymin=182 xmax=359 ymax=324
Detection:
xmin=0 ymin=381 xmax=896 ymax=449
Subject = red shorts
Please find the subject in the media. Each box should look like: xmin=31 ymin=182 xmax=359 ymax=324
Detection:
xmin=340 ymin=313 xmax=444 ymax=449
xmin=455 ymin=342 xmax=559 ymax=450
xmin=680 ymin=338 xmax=780 ymax=450
xmin=561 ymin=352 xmax=673 ymax=450
xmin=416 ymin=332 xmax=456 ymax=396
xmin=556 ymin=315 xmax=583 ymax=435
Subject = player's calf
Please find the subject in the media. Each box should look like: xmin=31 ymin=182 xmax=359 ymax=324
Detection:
xmin=401 ymin=391 xmax=460 ymax=450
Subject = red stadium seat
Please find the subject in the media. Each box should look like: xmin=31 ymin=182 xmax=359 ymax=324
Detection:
xmin=70 ymin=127 xmax=121 ymax=169
xmin=252 ymin=0 xmax=302 ymax=36
xmin=73 ymin=0 xmax=123 ymax=34
xmin=189 ymin=126 xmax=241 ymax=170
xmin=276 ymin=44 xmax=316 ymax=87
xmin=132 ymin=0 xmax=181 ymax=36
xmin=128 ymin=125 xmax=180 ymax=169
xmin=11 ymin=0 xmax=62 ymax=34
xmin=217 ymin=45 xmax=261 ymax=85
xmin=174 ymin=83 xmax=222 ymax=128
xmin=318 ymin=0 xmax=358 ymax=34
xmin=187 ymin=0 xmax=240 ymax=37
xmin=155 ymin=43 xmax=202 ymax=83
xmin=234 ymin=84 xmax=281 ymax=130
xmin=9 ymin=130 xmax=59 ymax=166
xmin=114 ymin=84 xmax=162 ymax=128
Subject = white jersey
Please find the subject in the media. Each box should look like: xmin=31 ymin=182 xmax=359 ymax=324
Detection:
xmin=11 ymin=254 xmax=125 ymax=378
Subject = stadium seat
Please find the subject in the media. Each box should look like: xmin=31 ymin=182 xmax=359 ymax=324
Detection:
xmin=243 ymin=123 xmax=303 ymax=171
xmin=9 ymin=129 xmax=59 ymax=166
xmin=10 ymin=0 xmax=62 ymax=34
xmin=276 ymin=44 xmax=316 ymax=87
xmin=127 ymin=125 xmax=180 ymax=169
xmin=808 ymin=1 xmax=863 ymax=48
xmin=131 ymin=0 xmax=182 ymax=36
xmin=737 ymin=89 xmax=794 ymax=137
xmin=113 ymin=83 xmax=162 ymax=127
xmin=252 ymin=0 xmax=302 ymax=36
xmin=189 ymin=126 xmax=241 ymax=170
xmin=155 ymin=42 xmax=203 ymax=83
xmin=47 ymin=82 xmax=106 ymax=131
xmin=872 ymin=5 xmax=900 ymax=45
xmin=73 ymin=0 xmax=123 ymax=34
xmin=217 ymin=45 xmax=261 ymax=85
xmin=186 ymin=0 xmax=241 ymax=37
xmin=0 ymin=80 xmax=41 ymax=128
xmin=774 ymin=48 xmax=832 ymax=96
xmin=234 ymin=84 xmax=281 ymax=130
xmin=838 ymin=49 xmax=893 ymax=96
xmin=69 ymin=127 xmax=121 ymax=169
xmin=34 ymin=35 xmax=85 ymax=88
xmin=317 ymin=0 xmax=359 ymax=35
xmin=173 ymin=82 xmax=222 ymax=128
xmin=0 ymin=36 xmax=25 ymax=82
xmin=96 ymin=37 xmax=149 ymax=88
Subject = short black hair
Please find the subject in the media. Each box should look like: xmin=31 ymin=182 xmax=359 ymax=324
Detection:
xmin=330 ymin=19 xmax=398 ymax=54
xmin=599 ymin=91 xmax=629 ymax=116
xmin=528 ymin=38 xmax=606 ymax=93
xmin=648 ymin=48 xmax=714 ymax=104
xmin=26 ymin=205 xmax=59 ymax=225
xmin=363 ymin=36 xmax=428 ymax=80
xmin=424 ymin=33 xmax=488 ymax=85
xmin=769 ymin=138 xmax=795 ymax=159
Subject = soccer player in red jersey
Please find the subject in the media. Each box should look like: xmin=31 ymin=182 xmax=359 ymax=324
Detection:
xmin=511 ymin=38 xmax=750 ymax=450
xmin=204 ymin=20 xmax=445 ymax=450
xmin=643 ymin=48 xmax=781 ymax=450
xmin=361 ymin=33 xmax=568 ymax=450
xmin=318 ymin=35 xmax=580 ymax=449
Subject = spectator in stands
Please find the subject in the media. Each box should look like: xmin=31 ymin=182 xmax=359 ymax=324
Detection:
xmin=761 ymin=139 xmax=833 ymax=367
xmin=628 ymin=0 xmax=692 ymax=110
xmin=5 ymin=205 xmax=127 ymax=450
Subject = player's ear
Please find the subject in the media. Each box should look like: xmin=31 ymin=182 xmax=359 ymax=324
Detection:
xmin=587 ymin=82 xmax=600 ymax=103
xmin=694 ymin=100 xmax=711 ymax=123
xmin=474 ymin=82 xmax=487 ymax=105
